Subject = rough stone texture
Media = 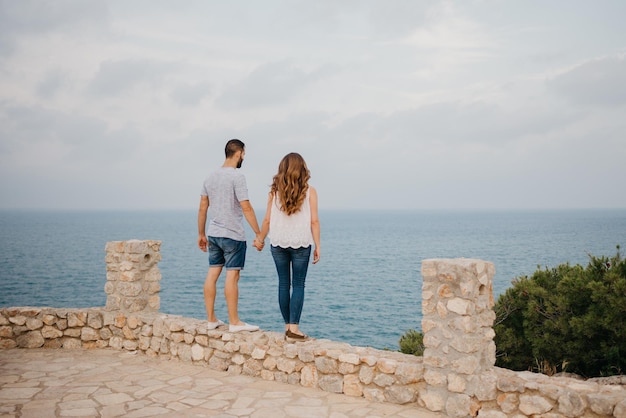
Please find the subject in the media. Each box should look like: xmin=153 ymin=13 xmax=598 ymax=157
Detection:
xmin=104 ymin=239 xmax=162 ymax=313
xmin=419 ymin=258 xmax=624 ymax=418
xmin=1 ymin=244 xmax=624 ymax=418
xmin=422 ymin=258 xmax=497 ymax=417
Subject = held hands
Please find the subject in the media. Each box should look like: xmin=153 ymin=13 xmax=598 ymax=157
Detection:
xmin=253 ymin=234 xmax=265 ymax=251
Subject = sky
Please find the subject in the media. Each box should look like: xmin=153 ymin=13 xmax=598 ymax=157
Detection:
xmin=1 ymin=1 xmax=625 ymax=211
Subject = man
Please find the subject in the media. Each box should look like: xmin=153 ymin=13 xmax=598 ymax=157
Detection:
xmin=197 ymin=139 xmax=264 ymax=332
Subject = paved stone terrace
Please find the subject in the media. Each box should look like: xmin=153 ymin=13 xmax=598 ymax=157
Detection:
xmin=0 ymin=348 xmax=443 ymax=418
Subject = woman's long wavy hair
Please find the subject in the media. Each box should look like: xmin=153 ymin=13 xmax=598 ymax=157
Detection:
xmin=270 ymin=153 xmax=311 ymax=215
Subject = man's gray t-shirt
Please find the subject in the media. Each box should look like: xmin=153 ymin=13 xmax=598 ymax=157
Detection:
xmin=200 ymin=167 xmax=249 ymax=242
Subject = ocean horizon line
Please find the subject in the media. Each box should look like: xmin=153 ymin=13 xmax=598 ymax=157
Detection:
xmin=1 ymin=207 xmax=625 ymax=213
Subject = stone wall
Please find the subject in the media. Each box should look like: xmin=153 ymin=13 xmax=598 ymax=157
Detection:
xmin=104 ymin=240 xmax=162 ymax=313
xmin=0 ymin=241 xmax=624 ymax=417
xmin=0 ymin=307 xmax=424 ymax=405
xmin=420 ymin=258 xmax=626 ymax=418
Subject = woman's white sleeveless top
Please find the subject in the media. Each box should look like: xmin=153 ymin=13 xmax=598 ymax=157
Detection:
xmin=269 ymin=189 xmax=314 ymax=248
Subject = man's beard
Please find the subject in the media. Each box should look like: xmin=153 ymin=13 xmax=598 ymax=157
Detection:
xmin=236 ymin=158 xmax=243 ymax=168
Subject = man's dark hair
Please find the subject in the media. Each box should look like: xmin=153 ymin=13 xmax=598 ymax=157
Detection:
xmin=225 ymin=139 xmax=245 ymax=158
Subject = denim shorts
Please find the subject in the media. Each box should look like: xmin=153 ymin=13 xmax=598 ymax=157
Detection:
xmin=208 ymin=236 xmax=246 ymax=270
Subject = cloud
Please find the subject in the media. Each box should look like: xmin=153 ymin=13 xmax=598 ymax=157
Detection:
xmin=399 ymin=2 xmax=495 ymax=50
xmin=367 ymin=0 xmax=431 ymax=38
xmin=0 ymin=102 xmax=141 ymax=167
xmin=1 ymin=1 xmax=625 ymax=210
xmin=216 ymin=61 xmax=332 ymax=109
xmin=0 ymin=0 xmax=109 ymax=57
xmin=88 ymin=59 xmax=177 ymax=97
xmin=169 ymin=81 xmax=211 ymax=107
xmin=36 ymin=70 xmax=69 ymax=99
xmin=547 ymin=55 xmax=626 ymax=107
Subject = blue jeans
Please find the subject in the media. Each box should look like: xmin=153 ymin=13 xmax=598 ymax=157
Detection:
xmin=270 ymin=245 xmax=311 ymax=325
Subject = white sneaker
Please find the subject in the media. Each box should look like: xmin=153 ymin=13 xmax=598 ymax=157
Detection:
xmin=207 ymin=319 xmax=225 ymax=330
xmin=229 ymin=322 xmax=259 ymax=333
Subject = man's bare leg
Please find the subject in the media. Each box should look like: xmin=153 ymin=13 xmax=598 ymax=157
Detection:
xmin=224 ymin=269 xmax=242 ymax=325
xmin=204 ymin=266 xmax=222 ymax=322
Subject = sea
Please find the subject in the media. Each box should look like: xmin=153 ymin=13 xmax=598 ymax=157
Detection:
xmin=0 ymin=209 xmax=624 ymax=351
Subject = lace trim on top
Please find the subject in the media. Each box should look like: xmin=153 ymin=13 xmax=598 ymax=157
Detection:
xmin=269 ymin=189 xmax=314 ymax=248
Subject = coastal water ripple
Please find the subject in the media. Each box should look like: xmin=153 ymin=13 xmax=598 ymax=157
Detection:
xmin=1 ymin=209 xmax=624 ymax=350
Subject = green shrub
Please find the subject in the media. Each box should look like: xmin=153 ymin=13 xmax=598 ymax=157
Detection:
xmin=494 ymin=246 xmax=625 ymax=377
xmin=399 ymin=329 xmax=424 ymax=356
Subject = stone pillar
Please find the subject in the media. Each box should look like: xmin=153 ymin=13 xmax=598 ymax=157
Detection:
xmin=104 ymin=240 xmax=162 ymax=314
xmin=420 ymin=258 xmax=496 ymax=418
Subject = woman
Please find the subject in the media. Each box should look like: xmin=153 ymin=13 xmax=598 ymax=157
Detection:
xmin=258 ymin=153 xmax=321 ymax=341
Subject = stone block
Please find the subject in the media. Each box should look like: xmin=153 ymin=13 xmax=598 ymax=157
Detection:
xmin=286 ymin=372 xmax=300 ymax=385
xmin=80 ymin=327 xmax=99 ymax=341
xmin=360 ymin=355 xmax=377 ymax=367
xmin=262 ymin=356 xmax=277 ymax=370
xmin=16 ymin=331 xmax=44 ymax=348
xmin=395 ymin=362 xmax=423 ymax=385
xmin=138 ymin=336 xmax=150 ymax=351
xmin=338 ymin=353 xmax=360 ymax=365
xmin=251 ymin=347 xmax=266 ymax=359
xmin=277 ymin=358 xmax=296 ymax=374
xmin=191 ymin=344 xmax=204 ymax=361
xmin=451 ymin=355 xmax=480 ymax=375
xmin=177 ymin=344 xmax=192 ymax=362
xmin=373 ymin=372 xmax=395 ymax=387
xmin=446 ymin=393 xmax=471 ymax=418
xmin=297 ymin=346 xmax=315 ymax=362
xmin=318 ymin=375 xmax=343 ymax=393
xmin=338 ymin=362 xmax=358 ymax=375
xmin=385 ymin=384 xmax=417 ymax=404
xmin=67 ymin=312 xmax=87 ymax=327
xmin=0 ymin=326 xmax=13 ymax=338
xmin=496 ymin=374 xmax=526 ymax=393
xmin=519 ymin=394 xmax=554 ymax=416
xmin=122 ymin=326 xmax=138 ymax=340
xmin=43 ymin=338 xmax=63 ymax=349
xmin=242 ymin=358 xmax=262 ymax=376
xmin=359 ymin=365 xmax=374 ymax=384
xmin=26 ymin=318 xmax=43 ymax=330
xmin=116 ymin=281 xmax=143 ymax=298
xmin=557 ymin=390 xmax=587 ymax=417
xmin=447 ymin=298 xmax=474 ymax=316
xmin=377 ymin=358 xmax=398 ymax=374
xmin=470 ymin=373 xmax=498 ymax=401
xmin=62 ymin=337 xmax=82 ymax=349
xmin=87 ymin=313 xmax=103 ymax=329
xmin=99 ymin=327 xmax=113 ymax=340
xmin=447 ymin=373 xmax=466 ymax=393
xmin=63 ymin=328 xmax=81 ymax=338
xmin=300 ymin=364 xmax=318 ymax=388
xmin=41 ymin=314 xmax=57 ymax=325
xmin=0 ymin=339 xmax=17 ymax=349
xmin=260 ymin=370 xmax=274 ymax=381
xmin=208 ymin=356 xmax=230 ymax=371
xmin=450 ymin=335 xmax=482 ymax=354
xmin=420 ymin=388 xmax=446 ymax=412
xmin=343 ymin=375 xmax=363 ymax=397
xmin=228 ymin=353 xmax=244 ymax=365
xmin=587 ymin=393 xmax=620 ymax=416
xmin=614 ymin=398 xmax=626 ymax=418
xmin=315 ymin=357 xmax=337 ymax=374
xmin=56 ymin=318 xmax=68 ymax=331
xmin=424 ymin=369 xmax=447 ymax=387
